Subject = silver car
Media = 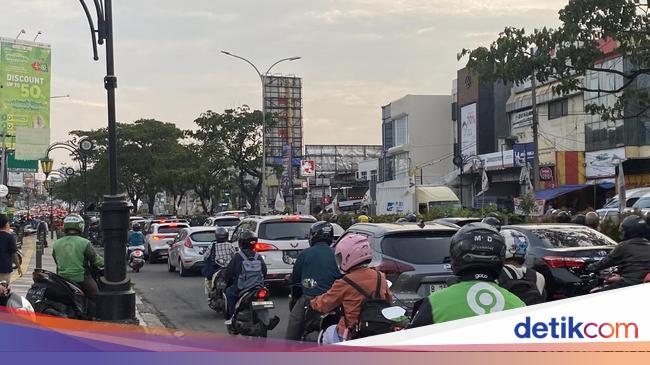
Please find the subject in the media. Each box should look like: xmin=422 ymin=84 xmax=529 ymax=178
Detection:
xmin=167 ymin=227 xmax=222 ymax=277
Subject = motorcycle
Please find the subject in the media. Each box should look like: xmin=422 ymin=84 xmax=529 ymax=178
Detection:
xmin=26 ymin=268 xmax=101 ymax=320
xmin=226 ymin=286 xmax=280 ymax=338
xmin=206 ymin=261 xmax=228 ymax=317
xmin=0 ymin=281 xmax=35 ymax=315
xmin=128 ymin=245 xmax=145 ymax=273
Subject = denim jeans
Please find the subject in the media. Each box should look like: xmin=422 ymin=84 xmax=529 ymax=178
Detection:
xmin=225 ymin=285 xmax=239 ymax=319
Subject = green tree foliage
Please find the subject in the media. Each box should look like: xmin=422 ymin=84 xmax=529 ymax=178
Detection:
xmin=458 ymin=0 xmax=650 ymax=120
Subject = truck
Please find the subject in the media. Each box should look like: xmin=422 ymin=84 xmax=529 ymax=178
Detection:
xmin=375 ymin=181 xmax=460 ymax=216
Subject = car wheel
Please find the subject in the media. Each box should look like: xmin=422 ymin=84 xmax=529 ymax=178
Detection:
xmin=179 ymin=258 xmax=189 ymax=277
xmin=167 ymin=256 xmax=176 ymax=272
xmin=146 ymin=246 xmax=155 ymax=264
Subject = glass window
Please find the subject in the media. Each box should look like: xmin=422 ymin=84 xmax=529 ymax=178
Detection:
xmin=361 ymin=171 xmax=368 ymax=180
xmin=214 ymin=218 xmax=240 ymax=227
xmin=370 ymin=170 xmax=378 ymax=181
xmin=258 ymin=221 xmax=314 ymax=240
xmin=529 ymin=227 xmax=616 ymax=247
xmin=190 ymin=231 xmax=217 ymax=242
xmin=380 ymin=232 xmax=455 ymax=265
xmin=548 ymin=99 xmax=569 ymax=120
xmin=393 ymin=152 xmax=410 ymax=180
xmin=394 ymin=117 xmax=408 ymax=146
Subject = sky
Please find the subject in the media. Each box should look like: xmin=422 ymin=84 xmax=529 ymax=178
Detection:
xmin=2 ymin=0 xmax=569 ymax=165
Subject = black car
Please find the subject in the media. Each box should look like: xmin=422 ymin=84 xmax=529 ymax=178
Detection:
xmin=505 ymin=224 xmax=618 ymax=299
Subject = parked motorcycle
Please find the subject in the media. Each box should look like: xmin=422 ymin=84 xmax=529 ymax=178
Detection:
xmin=226 ymin=286 xmax=280 ymax=338
xmin=128 ymin=245 xmax=145 ymax=273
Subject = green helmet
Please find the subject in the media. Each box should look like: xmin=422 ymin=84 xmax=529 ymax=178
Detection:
xmin=63 ymin=214 xmax=85 ymax=234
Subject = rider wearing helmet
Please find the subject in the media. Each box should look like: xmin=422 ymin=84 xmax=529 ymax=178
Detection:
xmin=202 ymin=227 xmax=236 ymax=285
xmin=128 ymin=223 xmax=145 ymax=247
xmin=556 ymin=211 xmax=571 ymax=223
xmin=572 ymin=214 xmax=587 ymax=226
xmin=357 ymin=210 xmax=370 ymax=224
xmin=497 ymin=229 xmax=545 ymax=305
xmin=481 ymin=216 xmax=502 ymax=231
xmin=223 ymin=230 xmax=268 ymax=322
xmin=285 ymin=221 xmax=342 ymax=340
xmin=410 ymin=223 xmax=525 ymax=327
xmin=310 ymin=234 xmax=392 ymax=344
xmin=586 ymin=215 xmax=650 ymax=291
xmin=585 ymin=211 xmax=600 ymax=230
xmin=52 ymin=214 xmax=104 ymax=316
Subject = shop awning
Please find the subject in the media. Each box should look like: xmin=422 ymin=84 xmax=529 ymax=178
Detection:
xmin=535 ymin=184 xmax=590 ymax=201
xmin=416 ymin=186 xmax=459 ymax=203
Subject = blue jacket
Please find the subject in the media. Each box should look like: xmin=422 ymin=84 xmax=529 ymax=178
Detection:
xmin=291 ymin=243 xmax=342 ymax=297
xmin=128 ymin=231 xmax=145 ymax=247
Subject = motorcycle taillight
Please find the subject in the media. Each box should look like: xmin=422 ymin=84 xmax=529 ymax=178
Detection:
xmin=257 ymin=288 xmax=269 ymax=300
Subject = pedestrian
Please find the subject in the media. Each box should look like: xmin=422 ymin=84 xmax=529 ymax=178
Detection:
xmin=0 ymin=215 xmax=22 ymax=284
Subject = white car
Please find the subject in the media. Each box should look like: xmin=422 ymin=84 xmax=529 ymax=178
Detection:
xmin=597 ymin=187 xmax=650 ymax=222
xmin=230 ymin=215 xmax=317 ymax=282
xmin=144 ymin=222 xmax=190 ymax=263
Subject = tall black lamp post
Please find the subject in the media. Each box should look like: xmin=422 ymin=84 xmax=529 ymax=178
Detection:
xmin=78 ymin=0 xmax=134 ymax=323
xmin=43 ymin=179 xmax=55 ymax=240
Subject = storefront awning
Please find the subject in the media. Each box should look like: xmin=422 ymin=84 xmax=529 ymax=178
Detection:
xmin=416 ymin=186 xmax=459 ymax=203
xmin=535 ymin=184 xmax=590 ymax=201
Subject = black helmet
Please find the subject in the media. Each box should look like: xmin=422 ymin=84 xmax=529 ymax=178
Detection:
xmin=238 ymin=230 xmax=257 ymax=250
xmin=449 ymin=223 xmax=505 ymax=277
xmin=572 ymin=214 xmax=586 ymax=226
xmin=309 ymin=221 xmax=334 ymax=246
xmin=481 ymin=216 xmax=502 ymax=231
xmin=485 ymin=212 xmax=500 ymax=219
xmin=215 ymin=227 xmax=229 ymax=243
xmin=132 ymin=223 xmax=141 ymax=231
xmin=406 ymin=213 xmax=417 ymax=222
xmin=556 ymin=211 xmax=571 ymax=223
xmin=620 ymin=215 xmax=649 ymax=241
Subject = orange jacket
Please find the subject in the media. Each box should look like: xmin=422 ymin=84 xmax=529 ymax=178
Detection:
xmin=310 ymin=267 xmax=392 ymax=338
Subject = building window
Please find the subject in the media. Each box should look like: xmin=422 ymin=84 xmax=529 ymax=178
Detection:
xmin=383 ymin=121 xmax=394 ymax=149
xmin=394 ymin=152 xmax=410 ymax=180
xmin=370 ymin=170 xmax=377 ymax=182
xmin=548 ymin=99 xmax=569 ymax=120
xmin=361 ymin=171 xmax=368 ymax=180
xmin=394 ymin=116 xmax=408 ymax=146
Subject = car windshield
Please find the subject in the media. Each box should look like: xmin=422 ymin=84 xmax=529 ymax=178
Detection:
xmin=158 ymin=225 xmax=188 ymax=234
xmin=214 ymin=219 xmax=240 ymax=227
xmin=529 ymin=227 xmax=616 ymax=248
xmin=190 ymin=231 xmax=217 ymax=242
xmin=381 ymin=232 xmax=455 ymax=265
xmin=258 ymin=221 xmax=314 ymax=240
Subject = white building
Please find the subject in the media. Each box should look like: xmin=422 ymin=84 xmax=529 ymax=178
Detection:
xmin=356 ymin=159 xmax=379 ymax=182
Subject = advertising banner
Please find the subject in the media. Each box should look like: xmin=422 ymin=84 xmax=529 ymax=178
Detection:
xmin=7 ymin=171 xmax=23 ymax=187
xmin=585 ymin=147 xmax=626 ymax=179
xmin=479 ymin=150 xmax=514 ymax=170
xmin=513 ymin=197 xmax=545 ymax=216
xmin=0 ymin=38 xmax=51 ymax=159
xmin=513 ymin=142 xmax=535 ymax=167
xmin=460 ymin=103 xmax=477 ymax=157
xmin=300 ymin=159 xmax=315 ymax=176
xmin=511 ymin=108 xmax=533 ymax=129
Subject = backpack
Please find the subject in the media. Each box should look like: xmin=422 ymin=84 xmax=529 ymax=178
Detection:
xmin=498 ymin=266 xmax=543 ymax=305
xmin=236 ymin=251 xmax=264 ymax=291
xmin=342 ymin=271 xmax=394 ymax=339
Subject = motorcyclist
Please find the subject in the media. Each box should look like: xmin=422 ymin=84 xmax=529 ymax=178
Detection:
xmin=586 ymin=215 xmax=650 ymax=291
xmin=202 ymin=227 xmax=236 ymax=292
xmin=481 ymin=216 xmax=502 ymax=231
xmin=285 ymin=221 xmax=342 ymax=341
xmin=52 ymin=214 xmax=104 ymax=316
xmin=222 ymin=230 xmax=267 ymax=324
xmin=357 ymin=210 xmax=370 ymax=224
xmin=497 ymin=229 xmax=546 ymax=305
xmin=556 ymin=211 xmax=571 ymax=223
xmin=128 ymin=223 xmax=145 ymax=248
xmin=572 ymin=214 xmax=587 ymax=226
xmin=410 ymin=223 xmax=525 ymax=327
xmin=585 ymin=212 xmax=600 ymax=230
xmin=310 ymin=234 xmax=392 ymax=344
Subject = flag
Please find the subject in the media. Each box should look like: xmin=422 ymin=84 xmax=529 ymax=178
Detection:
xmin=617 ymin=161 xmax=626 ymax=216
xmin=361 ymin=190 xmax=373 ymax=206
xmin=332 ymin=193 xmax=343 ymax=215
xmin=520 ymin=163 xmax=534 ymax=194
xmin=274 ymin=190 xmax=285 ymax=213
xmin=476 ymin=169 xmax=489 ymax=196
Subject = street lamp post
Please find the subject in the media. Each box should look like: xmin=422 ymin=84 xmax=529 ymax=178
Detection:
xmin=78 ymin=0 xmax=134 ymax=323
xmin=40 ymin=158 xmax=54 ymax=238
xmin=221 ymin=51 xmax=301 ymax=214
xmin=43 ymin=179 xmax=55 ymax=240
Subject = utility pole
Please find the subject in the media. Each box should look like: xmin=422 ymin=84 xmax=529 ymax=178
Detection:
xmin=530 ymin=47 xmax=540 ymax=191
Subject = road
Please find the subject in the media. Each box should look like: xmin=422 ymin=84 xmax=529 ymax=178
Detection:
xmin=129 ymin=261 xmax=291 ymax=338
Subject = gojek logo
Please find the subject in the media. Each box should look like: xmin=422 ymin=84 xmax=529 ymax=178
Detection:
xmin=514 ymin=317 xmax=639 ymax=339
xmin=466 ymin=282 xmax=505 ymax=315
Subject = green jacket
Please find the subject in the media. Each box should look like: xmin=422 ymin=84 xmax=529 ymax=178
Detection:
xmin=52 ymin=235 xmax=104 ymax=283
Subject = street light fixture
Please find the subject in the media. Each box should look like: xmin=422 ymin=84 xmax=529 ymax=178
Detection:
xmin=221 ymin=50 xmax=302 ymax=214
xmin=40 ymin=158 xmax=54 ymax=178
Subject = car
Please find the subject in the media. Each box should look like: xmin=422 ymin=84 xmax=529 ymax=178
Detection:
xmin=336 ymin=222 xmax=459 ymax=311
xmin=144 ymin=222 xmax=190 ymax=263
xmin=597 ymin=187 xmax=650 ymax=223
xmin=331 ymin=223 xmax=345 ymax=241
xmin=204 ymin=216 xmax=241 ymax=230
xmin=230 ymin=215 xmax=317 ymax=282
xmin=504 ymin=224 xmax=618 ymax=300
xmin=215 ymin=210 xmax=248 ymax=218
xmin=168 ymin=226 xmax=221 ymax=277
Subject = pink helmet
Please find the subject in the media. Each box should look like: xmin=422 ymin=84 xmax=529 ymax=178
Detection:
xmin=335 ymin=234 xmax=373 ymax=272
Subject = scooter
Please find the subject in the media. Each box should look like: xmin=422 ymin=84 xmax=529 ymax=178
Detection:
xmin=226 ymin=286 xmax=280 ymax=338
xmin=206 ymin=266 xmax=228 ymax=318
xmin=0 ymin=281 xmax=35 ymax=315
xmin=128 ymin=245 xmax=145 ymax=273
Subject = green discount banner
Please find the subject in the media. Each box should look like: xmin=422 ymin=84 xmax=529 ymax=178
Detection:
xmin=0 ymin=38 xmax=51 ymax=134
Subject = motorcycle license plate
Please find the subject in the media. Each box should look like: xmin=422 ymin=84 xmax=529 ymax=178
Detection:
xmin=428 ymin=284 xmax=447 ymax=294
xmin=27 ymin=287 xmax=45 ymax=300
xmin=282 ymin=250 xmax=300 ymax=265
xmin=252 ymin=301 xmax=275 ymax=309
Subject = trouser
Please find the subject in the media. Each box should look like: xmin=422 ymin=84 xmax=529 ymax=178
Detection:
xmin=0 ymin=273 xmax=11 ymax=284
xmin=285 ymin=295 xmax=311 ymax=341
xmin=225 ymin=286 xmax=238 ymax=319
xmin=78 ymin=274 xmax=99 ymax=317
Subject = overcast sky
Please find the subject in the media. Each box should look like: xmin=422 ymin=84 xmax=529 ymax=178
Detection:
xmin=3 ymin=0 xmax=568 ymax=164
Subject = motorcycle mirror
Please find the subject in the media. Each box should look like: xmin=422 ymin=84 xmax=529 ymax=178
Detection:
xmin=381 ymin=306 xmax=406 ymax=321
xmin=386 ymin=280 xmax=393 ymax=289
xmin=301 ymin=278 xmax=318 ymax=289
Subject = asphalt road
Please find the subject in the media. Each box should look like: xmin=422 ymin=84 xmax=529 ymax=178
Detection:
xmin=129 ymin=261 xmax=291 ymax=338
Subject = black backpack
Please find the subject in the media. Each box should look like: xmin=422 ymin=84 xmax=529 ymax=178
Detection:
xmin=342 ymin=271 xmax=394 ymax=339
xmin=498 ymin=266 xmax=543 ymax=305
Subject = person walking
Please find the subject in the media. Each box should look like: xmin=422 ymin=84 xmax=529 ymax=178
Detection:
xmin=0 ymin=215 xmax=22 ymax=284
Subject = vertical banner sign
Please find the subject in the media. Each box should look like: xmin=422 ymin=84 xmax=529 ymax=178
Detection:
xmin=0 ymin=39 xmax=51 ymax=160
xmin=460 ymin=103 xmax=477 ymax=157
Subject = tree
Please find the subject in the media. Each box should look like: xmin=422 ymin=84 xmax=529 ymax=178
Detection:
xmin=458 ymin=0 xmax=650 ymax=120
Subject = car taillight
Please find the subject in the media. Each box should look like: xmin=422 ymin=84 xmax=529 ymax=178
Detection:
xmin=253 ymin=242 xmax=277 ymax=252
xmin=184 ymin=237 xmax=193 ymax=248
xmin=543 ymin=256 xmax=586 ymax=268
xmin=151 ymin=235 xmax=163 ymax=240
xmin=257 ymin=288 xmax=269 ymax=300
xmin=375 ymin=259 xmax=415 ymax=276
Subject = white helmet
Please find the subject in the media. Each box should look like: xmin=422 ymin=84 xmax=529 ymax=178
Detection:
xmin=500 ymin=229 xmax=529 ymax=262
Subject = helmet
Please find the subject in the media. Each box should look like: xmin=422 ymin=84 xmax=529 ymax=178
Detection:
xmin=335 ymin=234 xmax=373 ymax=272
xmin=485 ymin=212 xmax=500 ymax=219
xmin=132 ymin=223 xmax=141 ymax=231
xmin=238 ymin=230 xmax=257 ymax=250
xmin=481 ymin=216 xmax=502 ymax=231
xmin=585 ymin=212 xmax=599 ymax=228
xmin=572 ymin=214 xmax=586 ymax=226
xmin=395 ymin=218 xmax=408 ymax=224
xmin=619 ymin=215 xmax=649 ymax=241
xmin=449 ymin=223 xmax=505 ymax=276
xmin=309 ymin=221 xmax=334 ymax=246
xmin=358 ymin=215 xmax=369 ymax=223
xmin=406 ymin=213 xmax=417 ymax=222
xmin=500 ymin=229 xmax=529 ymax=263
xmin=556 ymin=211 xmax=571 ymax=223
xmin=63 ymin=214 xmax=85 ymax=235
xmin=215 ymin=227 xmax=229 ymax=243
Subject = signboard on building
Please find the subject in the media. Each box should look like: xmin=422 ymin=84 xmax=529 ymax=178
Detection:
xmin=7 ymin=151 xmax=38 ymax=172
xmin=513 ymin=142 xmax=535 ymax=167
xmin=300 ymin=159 xmax=315 ymax=176
xmin=585 ymin=147 xmax=626 ymax=179
xmin=7 ymin=172 xmax=23 ymax=187
xmin=479 ymin=150 xmax=515 ymax=170
xmin=460 ymin=103 xmax=477 ymax=157
xmin=0 ymin=38 xmax=51 ymax=160
xmin=512 ymin=108 xmax=533 ymax=129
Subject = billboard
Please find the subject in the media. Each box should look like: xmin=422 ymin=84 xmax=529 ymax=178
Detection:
xmin=263 ymin=75 xmax=302 ymax=173
xmin=300 ymin=159 xmax=315 ymax=177
xmin=513 ymin=142 xmax=535 ymax=167
xmin=585 ymin=147 xmax=626 ymax=179
xmin=460 ymin=103 xmax=477 ymax=156
xmin=0 ymin=38 xmax=51 ymax=160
